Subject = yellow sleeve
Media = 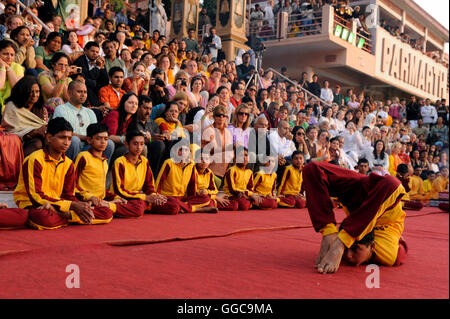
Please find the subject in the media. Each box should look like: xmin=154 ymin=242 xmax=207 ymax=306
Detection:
xmin=111 ymin=159 xmax=146 ymax=201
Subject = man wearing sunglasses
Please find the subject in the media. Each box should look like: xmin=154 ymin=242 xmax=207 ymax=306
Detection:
xmin=53 ymin=81 xmax=115 ymax=163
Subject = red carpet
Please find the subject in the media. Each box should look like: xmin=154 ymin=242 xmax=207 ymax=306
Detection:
xmin=0 ymin=207 xmax=448 ymax=299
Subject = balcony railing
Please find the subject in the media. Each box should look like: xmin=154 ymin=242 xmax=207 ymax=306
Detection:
xmin=333 ymin=11 xmax=373 ymax=54
xmin=286 ymin=11 xmax=323 ymax=38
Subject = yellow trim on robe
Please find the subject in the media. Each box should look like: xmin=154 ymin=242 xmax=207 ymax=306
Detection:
xmin=14 ymin=149 xmax=74 ymax=213
xmin=277 ymin=165 xmax=303 ymax=196
xmin=110 ymin=155 xmax=155 ymax=201
xmin=337 ymin=184 xmax=406 ymax=266
xmin=253 ymin=171 xmax=277 ymax=197
xmin=155 ymin=158 xmax=196 ymax=197
xmin=223 ymin=165 xmax=254 ymax=197
xmin=196 ymin=167 xmax=218 ymax=200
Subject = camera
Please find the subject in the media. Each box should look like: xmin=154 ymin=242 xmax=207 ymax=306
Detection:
xmin=139 ymin=72 xmax=146 ymax=78
xmin=76 ymin=67 xmax=82 ymax=73
xmin=180 ymin=79 xmax=187 ymax=86
xmin=155 ymin=78 xmax=165 ymax=87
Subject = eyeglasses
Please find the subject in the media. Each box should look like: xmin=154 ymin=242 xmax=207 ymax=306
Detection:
xmin=238 ymin=112 xmax=249 ymax=116
xmin=248 ymin=88 xmax=256 ymax=92
xmin=77 ymin=113 xmax=84 ymax=127
xmin=214 ymin=113 xmax=227 ymax=118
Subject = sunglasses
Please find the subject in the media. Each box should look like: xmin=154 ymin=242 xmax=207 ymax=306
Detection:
xmin=296 ymin=132 xmax=305 ymax=136
xmin=214 ymin=113 xmax=227 ymax=118
xmin=238 ymin=112 xmax=249 ymax=116
xmin=77 ymin=113 xmax=84 ymax=127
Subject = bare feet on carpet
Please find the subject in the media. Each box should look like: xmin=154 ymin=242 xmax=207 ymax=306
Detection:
xmin=317 ymin=236 xmax=346 ymax=274
xmin=315 ymin=233 xmax=338 ymax=268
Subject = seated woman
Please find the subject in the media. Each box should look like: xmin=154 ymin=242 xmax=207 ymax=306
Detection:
xmin=122 ymin=61 xmax=151 ymax=96
xmin=101 ymin=92 xmax=139 ymax=163
xmin=227 ymin=103 xmax=252 ymax=149
xmin=9 ymin=26 xmax=36 ymax=75
xmin=61 ymin=31 xmax=84 ymax=63
xmin=38 ymin=52 xmax=79 ymax=110
xmin=0 ymin=39 xmax=25 ymax=114
xmin=34 ymin=31 xmax=64 ymax=73
xmin=2 ymin=76 xmax=48 ymax=157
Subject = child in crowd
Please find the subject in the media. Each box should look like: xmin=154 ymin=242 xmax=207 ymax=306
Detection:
xmin=252 ymin=156 xmax=279 ymax=209
xmin=75 ymin=124 xmax=147 ymax=219
xmin=194 ymin=150 xmax=234 ymax=210
xmin=222 ymin=147 xmax=264 ymax=210
xmin=278 ymin=151 xmax=307 ymax=208
xmin=13 ymin=117 xmax=113 ymax=230
xmin=110 ymin=130 xmax=168 ymax=213
xmin=155 ymin=141 xmax=218 ymax=214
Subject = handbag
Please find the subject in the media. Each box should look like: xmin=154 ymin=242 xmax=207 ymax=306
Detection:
xmin=0 ymin=128 xmax=24 ymax=190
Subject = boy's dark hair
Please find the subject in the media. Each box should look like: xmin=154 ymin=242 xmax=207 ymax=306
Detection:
xmin=354 ymin=230 xmax=375 ymax=247
xmin=397 ymin=163 xmax=409 ymax=174
xmin=291 ymin=150 xmax=304 ymax=159
xmin=86 ymin=123 xmax=109 ymax=138
xmin=47 ymin=117 xmax=73 ymax=136
xmin=357 ymin=158 xmax=369 ymax=165
xmin=108 ymin=66 xmax=124 ymax=77
xmin=125 ymin=130 xmax=145 ymax=144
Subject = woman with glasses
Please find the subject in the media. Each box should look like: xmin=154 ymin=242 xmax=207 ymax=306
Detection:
xmin=38 ymin=52 xmax=79 ymax=108
xmin=202 ymin=105 xmax=234 ymax=183
xmin=292 ymin=126 xmax=310 ymax=161
xmin=228 ymin=104 xmax=252 ymax=149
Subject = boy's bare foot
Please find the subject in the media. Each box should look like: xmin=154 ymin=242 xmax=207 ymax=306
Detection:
xmin=315 ymin=233 xmax=338 ymax=268
xmin=317 ymin=237 xmax=346 ymax=274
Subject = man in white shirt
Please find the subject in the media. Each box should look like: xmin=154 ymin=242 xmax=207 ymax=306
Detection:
xmin=205 ymin=27 xmax=222 ymax=62
xmin=53 ymin=81 xmax=115 ymax=162
xmin=320 ymin=80 xmax=334 ymax=105
xmin=268 ymin=120 xmax=296 ymax=158
xmin=420 ymin=98 xmax=438 ymax=127
xmin=264 ymin=0 xmax=275 ymax=28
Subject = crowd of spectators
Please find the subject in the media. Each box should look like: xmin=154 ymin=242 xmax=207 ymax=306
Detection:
xmin=0 ymin=0 xmax=448 ymax=207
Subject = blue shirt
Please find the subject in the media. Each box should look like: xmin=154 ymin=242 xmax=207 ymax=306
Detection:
xmin=53 ymin=102 xmax=97 ymax=136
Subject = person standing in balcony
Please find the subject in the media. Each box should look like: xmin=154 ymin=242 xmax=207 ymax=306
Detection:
xmin=264 ymin=0 xmax=275 ymax=29
xmin=307 ymin=74 xmax=321 ymax=99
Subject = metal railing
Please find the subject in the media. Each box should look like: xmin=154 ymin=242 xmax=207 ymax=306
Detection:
xmin=333 ymin=11 xmax=373 ymax=54
xmin=17 ymin=1 xmax=52 ymax=33
xmin=265 ymin=67 xmax=332 ymax=108
xmin=248 ymin=16 xmax=279 ymax=41
xmin=285 ymin=11 xmax=323 ymax=38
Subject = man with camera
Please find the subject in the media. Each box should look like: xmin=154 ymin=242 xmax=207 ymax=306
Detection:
xmin=149 ymin=67 xmax=169 ymax=107
xmin=73 ymin=41 xmax=109 ymax=114
xmin=202 ymin=27 xmax=222 ymax=62
xmin=236 ymin=52 xmax=255 ymax=83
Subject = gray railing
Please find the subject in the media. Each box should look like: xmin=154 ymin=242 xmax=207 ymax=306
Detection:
xmin=266 ymin=67 xmax=332 ymax=108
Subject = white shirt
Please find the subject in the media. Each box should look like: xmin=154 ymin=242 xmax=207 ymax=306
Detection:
xmin=264 ymin=5 xmax=275 ymax=27
xmin=268 ymin=130 xmax=296 ymax=157
xmin=320 ymin=88 xmax=334 ymax=104
xmin=420 ymin=105 xmax=438 ymax=125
